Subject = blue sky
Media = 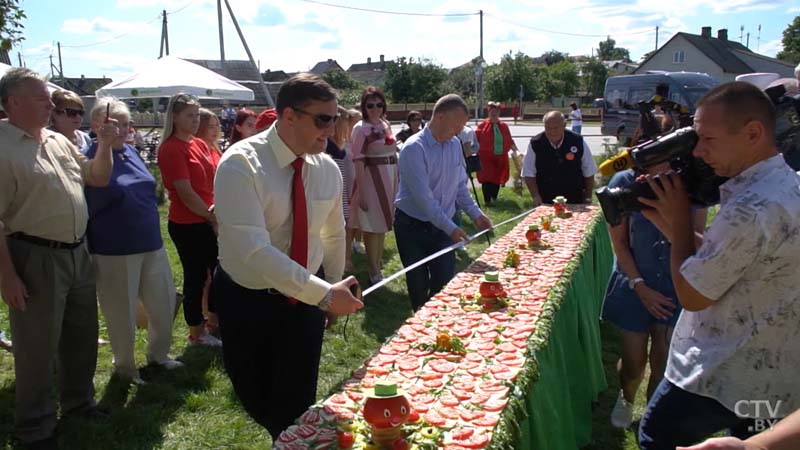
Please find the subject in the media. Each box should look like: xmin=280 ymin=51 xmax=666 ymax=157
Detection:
xmin=18 ymin=0 xmax=799 ymax=81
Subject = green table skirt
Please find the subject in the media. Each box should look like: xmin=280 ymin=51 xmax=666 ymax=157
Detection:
xmin=518 ymin=219 xmax=613 ymax=450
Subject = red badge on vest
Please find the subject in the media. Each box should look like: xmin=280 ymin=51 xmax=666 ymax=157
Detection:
xmin=566 ymin=152 xmax=575 ymax=161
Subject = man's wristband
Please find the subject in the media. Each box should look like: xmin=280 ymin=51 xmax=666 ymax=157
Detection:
xmin=318 ymin=289 xmax=333 ymax=312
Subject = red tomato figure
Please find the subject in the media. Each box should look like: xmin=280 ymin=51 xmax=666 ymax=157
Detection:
xmin=479 ymin=272 xmax=504 ymax=299
xmin=525 ymin=225 xmax=541 ymax=244
xmin=363 ymin=382 xmax=411 ymax=429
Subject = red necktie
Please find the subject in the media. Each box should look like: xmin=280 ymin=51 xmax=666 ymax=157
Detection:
xmin=288 ymin=157 xmax=307 ymax=305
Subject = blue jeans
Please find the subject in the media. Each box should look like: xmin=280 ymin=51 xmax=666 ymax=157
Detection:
xmin=394 ymin=209 xmax=455 ymax=311
xmin=638 ymin=379 xmax=756 ymax=450
xmin=572 ymin=124 xmax=582 ymax=135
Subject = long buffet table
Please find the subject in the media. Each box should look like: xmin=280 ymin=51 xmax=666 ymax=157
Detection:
xmin=275 ymin=206 xmax=613 ymax=450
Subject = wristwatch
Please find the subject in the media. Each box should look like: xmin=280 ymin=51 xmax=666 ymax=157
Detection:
xmin=628 ymin=277 xmax=644 ymax=290
xmin=318 ymin=289 xmax=334 ymax=311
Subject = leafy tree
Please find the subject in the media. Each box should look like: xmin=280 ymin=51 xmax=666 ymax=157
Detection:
xmin=384 ymin=57 xmax=448 ymax=103
xmin=776 ymin=15 xmax=800 ymax=64
xmin=0 ymin=0 xmax=25 ymax=51
xmin=445 ymin=58 xmax=480 ymax=100
xmin=541 ymin=50 xmax=568 ymax=66
xmin=597 ymin=37 xmax=631 ymax=62
xmin=322 ymin=69 xmax=361 ymax=90
xmin=545 ymin=61 xmax=580 ymax=97
xmin=581 ymin=58 xmax=610 ymax=98
xmin=485 ymin=51 xmax=540 ymax=102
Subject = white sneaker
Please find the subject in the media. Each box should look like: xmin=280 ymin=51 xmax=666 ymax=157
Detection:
xmin=352 ymin=241 xmax=366 ymax=255
xmin=189 ymin=333 xmax=223 ymax=348
xmin=610 ymin=390 xmax=634 ymax=428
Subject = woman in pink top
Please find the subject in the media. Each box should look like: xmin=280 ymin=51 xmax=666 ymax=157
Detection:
xmin=350 ymin=86 xmax=399 ymax=285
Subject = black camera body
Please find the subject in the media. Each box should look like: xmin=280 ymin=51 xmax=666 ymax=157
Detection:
xmin=766 ymin=84 xmax=800 ymax=170
xmin=596 ymin=127 xmax=727 ymax=226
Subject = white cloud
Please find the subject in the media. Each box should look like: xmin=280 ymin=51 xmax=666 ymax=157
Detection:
xmin=60 ymin=18 xmax=159 ymax=36
xmin=758 ymin=39 xmax=783 ymax=58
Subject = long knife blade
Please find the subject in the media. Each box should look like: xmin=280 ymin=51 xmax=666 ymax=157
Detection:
xmin=360 ymin=207 xmax=536 ymax=297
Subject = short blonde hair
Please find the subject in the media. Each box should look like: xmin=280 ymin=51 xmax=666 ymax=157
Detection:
xmin=90 ymin=97 xmax=130 ymax=123
xmin=51 ymin=89 xmax=84 ymax=110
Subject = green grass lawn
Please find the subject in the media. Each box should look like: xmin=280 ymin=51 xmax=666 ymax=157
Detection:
xmin=0 ymin=184 xmax=647 ymax=450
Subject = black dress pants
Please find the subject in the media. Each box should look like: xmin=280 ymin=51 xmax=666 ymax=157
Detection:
xmin=211 ymin=268 xmax=326 ymax=441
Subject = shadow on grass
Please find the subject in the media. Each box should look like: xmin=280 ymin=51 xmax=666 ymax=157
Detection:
xmin=583 ymin=321 xmax=638 ymax=450
xmin=53 ymin=346 xmax=224 ymax=450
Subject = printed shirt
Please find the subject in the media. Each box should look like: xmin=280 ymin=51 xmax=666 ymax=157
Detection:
xmin=667 ymin=154 xmax=800 ymax=419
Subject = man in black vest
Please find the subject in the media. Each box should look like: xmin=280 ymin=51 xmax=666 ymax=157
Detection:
xmin=521 ymin=111 xmax=598 ymax=205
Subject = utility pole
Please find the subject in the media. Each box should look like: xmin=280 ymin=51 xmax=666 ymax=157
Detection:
xmin=655 ymin=26 xmax=659 ymax=51
xmin=160 ymin=10 xmax=170 ymax=57
xmin=18 ymin=52 xmax=24 ymax=67
xmin=739 ymin=25 xmax=744 ymax=43
xmin=217 ymin=0 xmax=225 ymax=71
xmin=757 ymin=24 xmax=761 ymax=51
xmin=746 ymin=32 xmax=750 ymax=48
xmin=49 ymin=55 xmax=54 ymax=77
xmin=223 ymin=0 xmax=274 ymax=107
xmin=478 ymin=9 xmax=484 ymax=120
xmin=57 ymin=42 xmax=63 ymax=80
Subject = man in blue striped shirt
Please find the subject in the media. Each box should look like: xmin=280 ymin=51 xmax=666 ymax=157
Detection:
xmin=394 ymin=94 xmax=492 ymax=310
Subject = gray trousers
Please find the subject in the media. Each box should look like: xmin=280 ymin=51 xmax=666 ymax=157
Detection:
xmin=7 ymin=238 xmax=98 ymax=443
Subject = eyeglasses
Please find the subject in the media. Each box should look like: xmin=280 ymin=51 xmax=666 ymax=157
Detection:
xmin=175 ymin=93 xmax=199 ymax=103
xmin=293 ymin=107 xmax=339 ymax=129
xmin=366 ymin=102 xmax=385 ymax=110
xmin=56 ymin=108 xmax=84 ymax=118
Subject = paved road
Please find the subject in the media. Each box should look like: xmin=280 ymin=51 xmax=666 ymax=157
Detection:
xmin=391 ymin=123 xmax=615 ymax=157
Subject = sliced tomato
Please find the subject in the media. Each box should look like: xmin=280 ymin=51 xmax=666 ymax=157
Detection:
xmin=439 ymin=395 xmax=460 ymax=407
xmin=429 ymin=360 xmax=455 ymax=374
xmin=473 ymin=414 xmax=500 ymax=427
xmin=423 ymin=378 xmax=444 ymax=389
xmin=346 ymin=390 xmax=364 ymax=402
xmin=450 ymin=427 xmax=475 ymax=440
xmin=483 ymin=397 xmax=507 ymax=412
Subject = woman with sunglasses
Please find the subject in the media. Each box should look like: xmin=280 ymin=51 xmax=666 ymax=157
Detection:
xmin=229 ymin=108 xmax=258 ymax=145
xmin=157 ymin=93 xmax=222 ymax=347
xmin=350 ymin=86 xmax=399 ymax=285
xmin=395 ymin=110 xmax=424 ymax=145
xmin=50 ymin=89 xmax=92 ymax=150
xmin=83 ymin=98 xmax=183 ymax=384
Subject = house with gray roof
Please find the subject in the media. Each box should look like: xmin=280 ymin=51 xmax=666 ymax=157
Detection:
xmin=635 ymin=27 xmax=794 ymax=82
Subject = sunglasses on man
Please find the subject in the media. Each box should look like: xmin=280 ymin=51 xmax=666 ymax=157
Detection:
xmin=293 ymin=107 xmax=339 ymax=129
xmin=366 ymin=102 xmax=385 ymax=110
xmin=56 ymin=108 xmax=84 ymax=118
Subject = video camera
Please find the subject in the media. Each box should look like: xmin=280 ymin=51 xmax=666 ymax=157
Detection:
xmin=765 ymin=83 xmax=800 ymax=171
xmin=595 ymin=95 xmax=727 ymax=226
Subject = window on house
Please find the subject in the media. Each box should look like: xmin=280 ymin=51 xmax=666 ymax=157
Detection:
xmin=673 ymin=50 xmax=685 ymax=63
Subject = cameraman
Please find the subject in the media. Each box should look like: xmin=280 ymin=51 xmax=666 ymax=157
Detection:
xmin=636 ymin=81 xmax=800 ymax=449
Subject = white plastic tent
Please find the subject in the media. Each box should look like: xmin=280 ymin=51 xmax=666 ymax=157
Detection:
xmin=95 ymin=55 xmax=254 ymax=101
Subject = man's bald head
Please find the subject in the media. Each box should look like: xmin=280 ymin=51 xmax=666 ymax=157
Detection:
xmin=543 ymin=110 xmax=566 ymax=143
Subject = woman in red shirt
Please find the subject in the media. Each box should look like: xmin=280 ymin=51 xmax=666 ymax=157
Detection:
xmin=475 ymin=102 xmax=519 ymax=206
xmin=157 ymin=93 xmax=222 ymax=347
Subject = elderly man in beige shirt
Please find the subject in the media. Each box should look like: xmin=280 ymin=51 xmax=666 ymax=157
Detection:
xmin=0 ymin=68 xmax=117 ymax=449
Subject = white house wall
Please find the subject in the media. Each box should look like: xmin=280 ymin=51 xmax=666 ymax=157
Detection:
xmin=635 ymin=35 xmax=736 ymax=83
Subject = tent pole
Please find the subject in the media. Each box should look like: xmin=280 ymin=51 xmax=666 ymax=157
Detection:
xmin=222 ymin=0 xmax=274 ymax=107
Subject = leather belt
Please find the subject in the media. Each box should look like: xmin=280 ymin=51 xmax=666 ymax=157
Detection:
xmin=363 ymin=155 xmax=397 ymax=166
xmin=9 ymin=232 xmax=84 ymax=250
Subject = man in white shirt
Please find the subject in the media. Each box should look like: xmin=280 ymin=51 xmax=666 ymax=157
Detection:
xmin=521 ymin=111 xmax=598 ymax=206
xmin=568 ymin=102 xmax=583 ymax=135
xmin=211 ymin=73 xmax=363 ymax=440
xmin=636 ymin=81 xmax=800 ymax=449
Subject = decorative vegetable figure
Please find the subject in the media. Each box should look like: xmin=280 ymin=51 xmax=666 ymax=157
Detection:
xmin=553 ymin=196 xmax=568 ymax=216
xmin=363 ymin=381 xmax=411 ymax=448
xmin=540 ymin=215 xmax=553 ymax=231
xmin=479 ymin=271 xmax=505 ymax=299
xmin=525 ymin=224 xmax=541 ymax=245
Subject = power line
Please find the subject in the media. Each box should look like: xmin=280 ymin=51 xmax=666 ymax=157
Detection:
xmin=485 ymin=12 xmax=654 ymax=38
xmin=59 ymin=14 xmax=162 ymax=49
xmin=294 ymin=0 xmax=479 ymax=17
xmin=166 ymin=0 xmax=197 ymax=15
